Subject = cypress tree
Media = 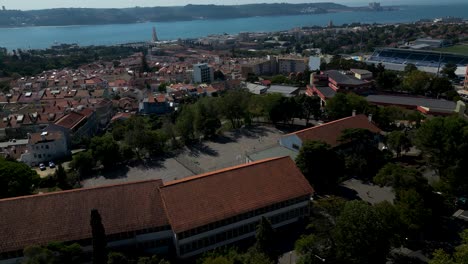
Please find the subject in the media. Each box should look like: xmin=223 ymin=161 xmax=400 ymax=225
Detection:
xmin=90 ymin=209 xmax=107 ymax=264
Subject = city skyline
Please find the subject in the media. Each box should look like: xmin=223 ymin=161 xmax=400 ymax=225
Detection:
xmin=0 ymin=0 xmax=466 ymax=10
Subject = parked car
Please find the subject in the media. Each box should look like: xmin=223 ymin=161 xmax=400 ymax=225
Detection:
xmin=39 ymin=163 xmax=46 ymax=171
xmin=48 ymin=161 xmax=56 ymax=168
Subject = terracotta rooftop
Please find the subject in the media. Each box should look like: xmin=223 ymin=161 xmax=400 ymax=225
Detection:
xmin=160 ymin=157 xmax=313 ymax=234
xmin=289 ymin=114 xmax=381 ymax=147
xmin=29 ymin=131 xmax=63 ymax=144
xmin=54 ymin=109 xmax=93 ymax=130
xmin=0 ymin=179 xmax=168 ymax=253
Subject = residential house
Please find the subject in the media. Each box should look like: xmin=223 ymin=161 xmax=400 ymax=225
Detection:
xmin=54 ymin=108 xmax=98 ymax=146
xmin=139 ymin=93 xmax=171 ymax=115
xmin=19 ymin=130 xmax=70 ymax=166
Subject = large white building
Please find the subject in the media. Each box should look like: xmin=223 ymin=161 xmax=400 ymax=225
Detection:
xmin=19 ymin=130 xmax=70 ymax=166
xmin=193 ymin=63 xmax=214 ymax=84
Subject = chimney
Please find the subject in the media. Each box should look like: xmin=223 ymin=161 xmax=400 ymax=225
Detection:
xmin=368 ymin=114 xmax=373 ymax=122
xmin=352 ymin=110 xmax=356 ymax=117
xmin=41 ymin=131 xmax=48 ymax=141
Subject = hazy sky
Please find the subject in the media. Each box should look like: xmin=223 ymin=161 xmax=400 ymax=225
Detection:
xmin=0 ymin=0 xmax=465 ymax=10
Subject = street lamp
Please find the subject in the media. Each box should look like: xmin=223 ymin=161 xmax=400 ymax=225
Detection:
xmin=314 ymin=254 xmax=326 ymax=262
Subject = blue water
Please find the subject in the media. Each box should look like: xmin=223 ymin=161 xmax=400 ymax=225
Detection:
xmin=0 ymin=4 xmax=467 ymax=50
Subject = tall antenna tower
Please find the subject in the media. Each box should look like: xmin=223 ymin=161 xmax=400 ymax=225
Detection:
xmin=152 ymin=26 xmax=159 ymax=42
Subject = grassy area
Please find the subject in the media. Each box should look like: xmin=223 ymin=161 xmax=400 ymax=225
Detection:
xmin=436 ymin=44 xmax=468 ymax=56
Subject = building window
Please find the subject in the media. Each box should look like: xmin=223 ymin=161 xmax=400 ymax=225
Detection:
xmin=45 ymin=145 xmax=49 ymax=149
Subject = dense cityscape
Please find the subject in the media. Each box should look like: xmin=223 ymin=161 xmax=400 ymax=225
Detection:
xmin=0 ymin=1 xmax=468 ymax=264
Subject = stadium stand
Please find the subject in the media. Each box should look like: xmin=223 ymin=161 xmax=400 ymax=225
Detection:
xmin=367 ymin=48 xmax=468 ymax=73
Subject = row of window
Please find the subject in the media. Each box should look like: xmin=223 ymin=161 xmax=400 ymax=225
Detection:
xmin=179 ymin=205 xmax=309 ymax=255
xmin=34 ymin=153 xmax=52 ymax=159
xmin=105 ymin=225 xmax=171 ymax=242
xmin=0 ymin=226 xmax=172 ymax=260
xmin=0 ymin=250 xmax=22 ymax=260
xmin=136 ymin=238 xmax=171 ymax=250
xmin=178 ymin=195 xmax=309 ymax=240
xmin=35 ymin=144 xmax=50 ymax=150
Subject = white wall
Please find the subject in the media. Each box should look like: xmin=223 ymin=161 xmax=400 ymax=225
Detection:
xmin=279 ymin=134 xmax=303 ymax=152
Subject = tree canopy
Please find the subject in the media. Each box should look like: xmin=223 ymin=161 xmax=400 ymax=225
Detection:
xmin=296 ymin=140 xmax=344 ymax=192
xmin=0 ymin=158 xmax=40 ymax=199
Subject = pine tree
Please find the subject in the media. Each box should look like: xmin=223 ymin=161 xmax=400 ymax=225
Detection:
xmin=90 ymin=209 xmax=107 ymax=264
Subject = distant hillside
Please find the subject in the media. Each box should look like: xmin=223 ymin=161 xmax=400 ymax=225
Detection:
xmin=0 ymin=3 xmax=353 ymax=27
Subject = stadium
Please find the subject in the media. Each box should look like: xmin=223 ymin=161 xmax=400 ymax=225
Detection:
xmin=367 ymin=48 xmax=468 ymax=76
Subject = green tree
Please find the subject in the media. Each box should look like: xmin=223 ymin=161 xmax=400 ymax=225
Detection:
xmin=54 ymin=164 xmax=70 ymax=190
xmin=22 ymin=242 xmax=83 ymax=264
xmin=333 ymin=201 xmax=391 ymax=264
xmin=0 ymin=158 xmax=40 ymax=199
xmin=375 ymin=70 xmax=401 ymax=91
xmin=175 ymin=105 xmax=196 ymax=143
xmin=296 ymin=140 xmax=344 ymax=192
xmin=402 ymin=70 xmax=431 ymax=94
xmin=387 ymin=130 xmax=412 ymax=158
xmin=395 ymin=189 xmax=432 ymax=235
xmin=429 ymin=249 xmax=456 ymax=264
xmin=218 ymin=90 xmax=251 ymax=129
xmin=295 ymin=234 xmax=332 ymax=264
xmin=255 ymin=217 xmax=278 ymax=261
xmin=374 ymin=164 xmax=428 ymax=192
xmin=325 ymin=93 xmax=369 ymax=120
xmin=107 ymin=252 xmax=129 ymax=264
xmin=338 ymin=128 xmax=384 ymax=179
xmin=295 ymin=95 xmax=321 ymax=125
xmin=22 ymin=245 xmax=55 ymax=264
xmin=70 ymin=150 xmax=95 ymax=177
xmin=90 ymin=134 xmax=121 ymax=168
xmin=441 ymin=63 xmax=457 ymax=79
xmin=413 ymin=116 xmax=468 ymax=193
xmin=271 ymin=75 xmax=289 ymax=84
xmin=428 ymin=77 xmax=454 ymax=97
xmin=404 ymin=63 xmax=418 ymax=73
xmin=429 ymin=230 xmax=468 ymax=264
xmin=158 ymin=83 xmax=167 ymax=93
xmin=47 ymin=242 xmax=83 ymax=264
xmin=137 ymin=256 xmax=170 ymax=264
xmin=91 ymin=209 xmax=108 ymax=264
xmin=194 ymin=98 xmax=222 ymax=138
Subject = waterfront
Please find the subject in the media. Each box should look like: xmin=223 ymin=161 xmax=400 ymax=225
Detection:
xmin=0 ymin=4 xmax=467 ymax=50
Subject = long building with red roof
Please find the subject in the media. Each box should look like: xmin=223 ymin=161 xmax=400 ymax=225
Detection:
xmin=280 ymin=114 xmax=382 ymax=151
xmin=0 ymin=157 xmax=313 ymax=262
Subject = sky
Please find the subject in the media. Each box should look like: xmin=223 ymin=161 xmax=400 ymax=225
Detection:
xmin=0 ymin=0 xmax=465 ymax=10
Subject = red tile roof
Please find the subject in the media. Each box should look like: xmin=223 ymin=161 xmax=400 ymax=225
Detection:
xmin=289 ymin=114 xmax=381 ymax=147
xmin=29 ymin=131 xmax=63 ymax=144
xmin=0 ymin=179 xmax=168 ymax=253
xmin=160 ymin=157 xmax=313 ymax=234
xmin=54 ymin=111 xmax=86 ymax=130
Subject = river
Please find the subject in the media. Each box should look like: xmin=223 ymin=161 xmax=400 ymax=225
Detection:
xmin=0 ymin=4 xmax=467 ymax=50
